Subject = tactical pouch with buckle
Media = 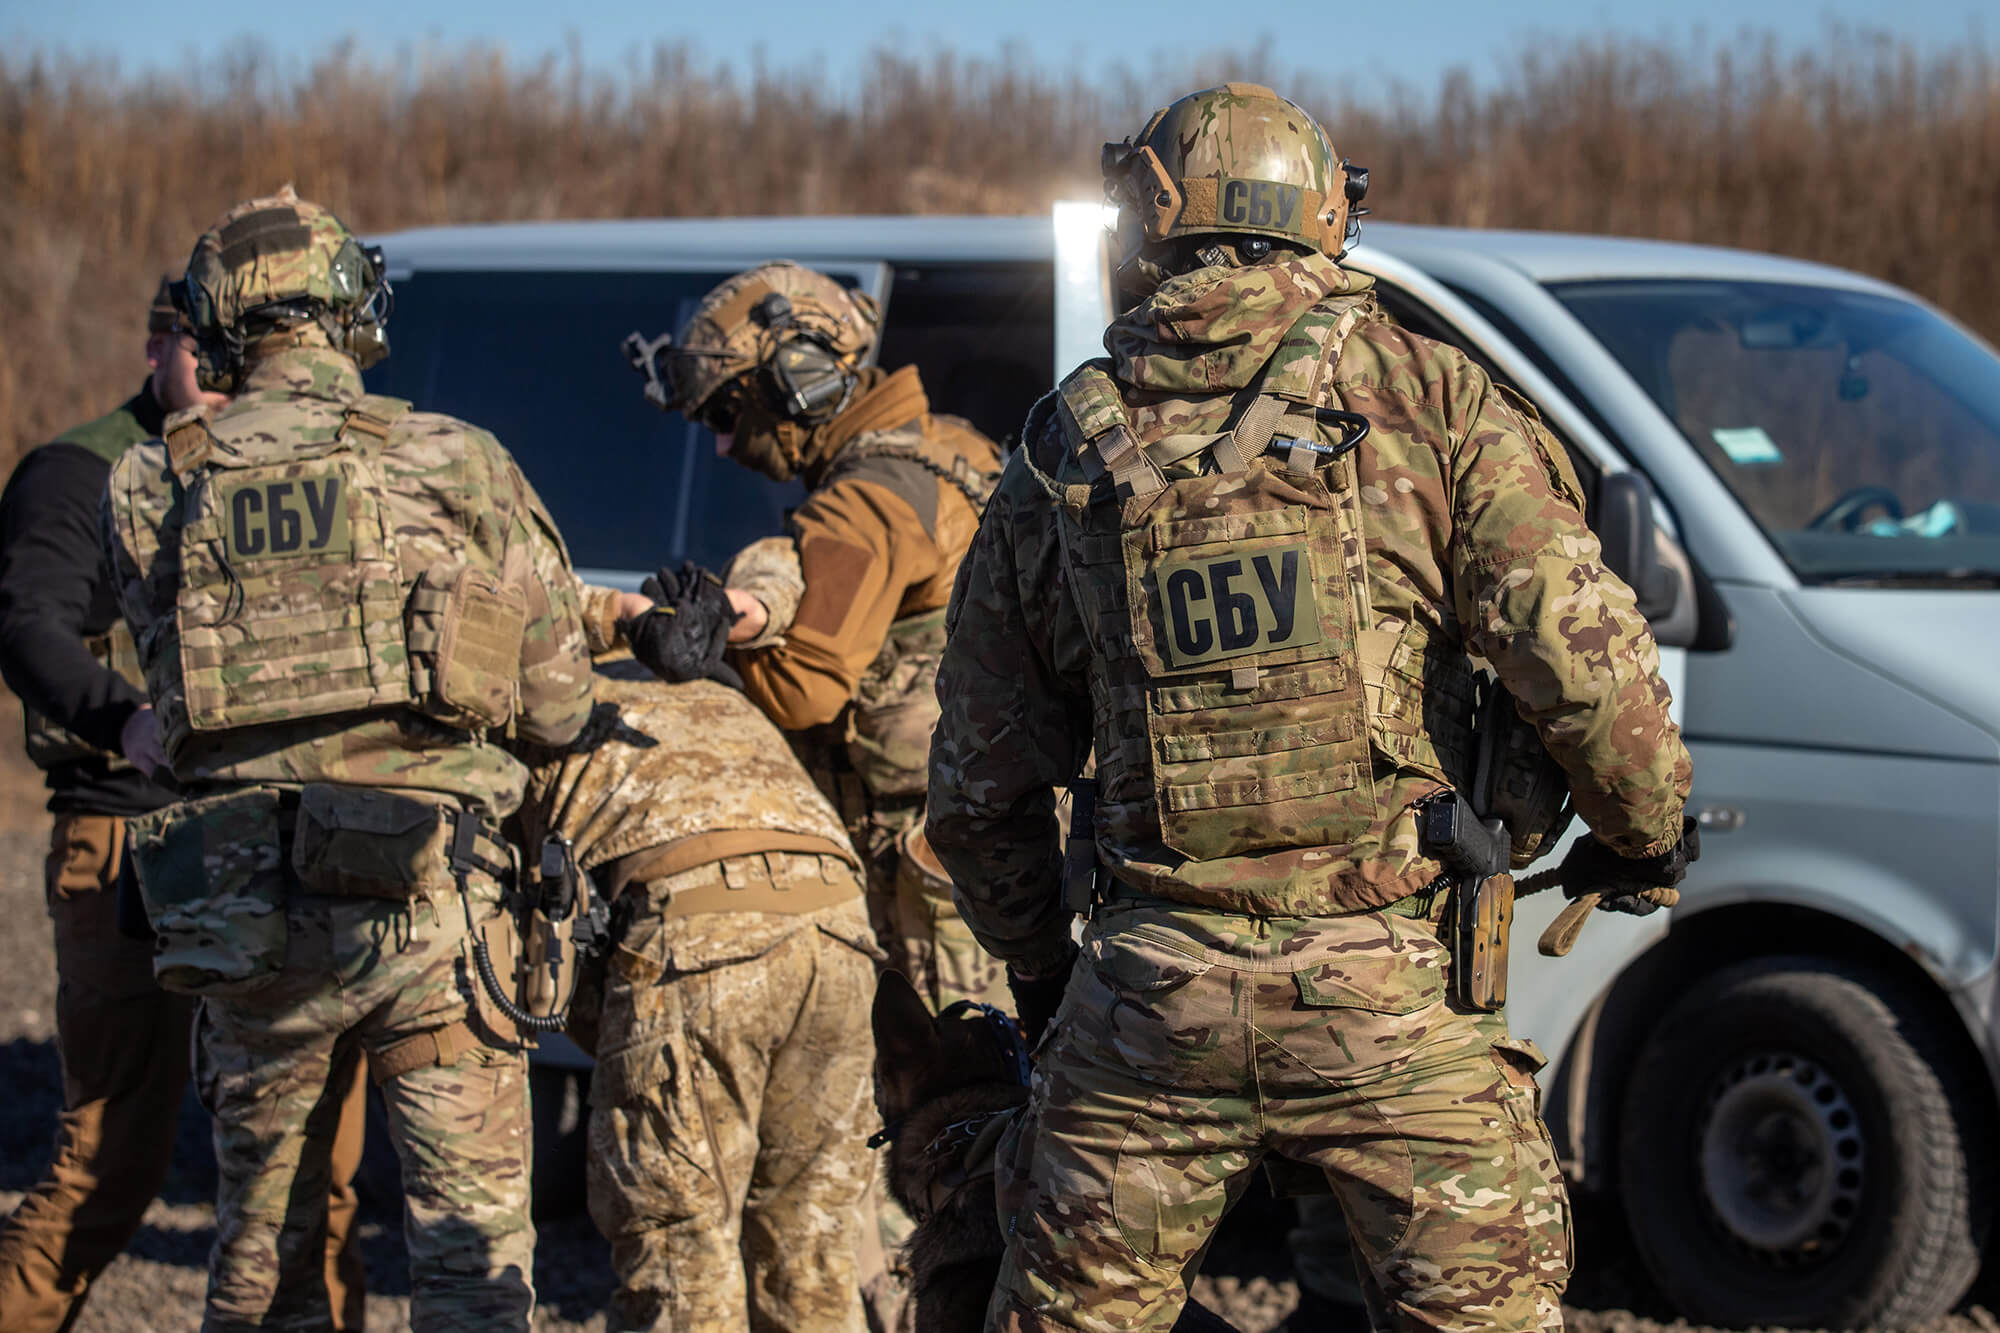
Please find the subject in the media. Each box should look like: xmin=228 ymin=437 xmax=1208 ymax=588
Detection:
xmin=128 ymin=787 xmax=291 ymax=997
xmin=405 ymin=562 xmax=527 ymax=731
xmin=290 ymin=784 xmax=465 ymax=899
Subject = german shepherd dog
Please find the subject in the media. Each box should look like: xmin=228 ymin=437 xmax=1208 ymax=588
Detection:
xmin=870 ymin=971 xmax=1241 ymax=1332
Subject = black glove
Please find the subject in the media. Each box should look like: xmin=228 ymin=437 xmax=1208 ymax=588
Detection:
xmin=1008 ymin=940 xmax=1080 ymax=1052
xmin=1558 ymin=815 xmax=1701 ymax=916
xmin=622 ymin=562 xmax=742 ymax=687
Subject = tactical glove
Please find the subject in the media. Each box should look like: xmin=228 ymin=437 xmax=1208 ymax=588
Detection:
xmin=1558 ymin=815 xmax=1701 ymax=917
xmin=1008 ymin=940 xmax=1080 ymax=1052
xmin=622 ymin=562 xmax=743 ymax=688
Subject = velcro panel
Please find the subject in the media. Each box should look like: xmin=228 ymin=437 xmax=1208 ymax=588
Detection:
xmin=177 ymin=454 xmax=411 ymax=731
xmin=217 ymin=208 xmax=312 ymax=270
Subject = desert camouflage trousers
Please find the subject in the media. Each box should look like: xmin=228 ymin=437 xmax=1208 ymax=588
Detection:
xmin=988 ymin=901 xmax=1571 ymax=1333
xmin=586 ymin=860 xmax=879 ymax=1332
xmin=197 ymin=871 xmax=534 ymax=1333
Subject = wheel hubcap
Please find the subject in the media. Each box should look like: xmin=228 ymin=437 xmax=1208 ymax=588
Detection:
xmin=1696 ymin=1052 xmax=1866 ymax=1266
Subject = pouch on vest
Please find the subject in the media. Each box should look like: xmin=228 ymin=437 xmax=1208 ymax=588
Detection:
xmin=405 ymin=563 xmax=527 ymax=731
xmin=846 ymin=606 xmax=946 ymax=798
xmin=23 ymin=624 xmax=144 ymax=770
xmin=290 ymin=784 xmax=456 ymax=899
xmin=171 ymin=443 xmax=412 ymax=744
xmin=128 ymin=787 xmax=289 ymax=997
xmin=1054 ymin=360 xmax=1377 ymax=866
xmin=1120 ymin=485 xmax=1373 ymax=860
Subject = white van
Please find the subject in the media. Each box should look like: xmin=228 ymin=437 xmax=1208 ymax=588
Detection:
xmin=370 ymin=210 xmax=1998 ymax=1328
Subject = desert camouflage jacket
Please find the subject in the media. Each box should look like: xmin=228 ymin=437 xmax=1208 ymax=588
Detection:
xmin=512 ymin=662 xmax=860 ymax=900
xmin=928 ymin=251 xmax=1692 ymax=971
xmin=103 ymin=341 xmax=592 ymax=818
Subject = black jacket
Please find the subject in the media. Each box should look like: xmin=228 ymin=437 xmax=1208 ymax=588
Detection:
xmin=0 ymin=382 xmax=178 ymax=815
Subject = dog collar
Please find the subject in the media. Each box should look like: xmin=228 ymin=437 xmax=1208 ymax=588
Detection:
xmin=937 ymin=999 xmax=1033 ymax=1087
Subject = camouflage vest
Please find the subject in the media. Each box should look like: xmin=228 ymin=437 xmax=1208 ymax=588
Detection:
xmin=1041 ymin=306 xmax=1476 ymax=913
xmin=23 ymin=398 xmax=152 ymax=770
xmin=142 ymin=394 xmax=525 ymax=764
xmin=828 ymin=417 xmax=999 ymax=801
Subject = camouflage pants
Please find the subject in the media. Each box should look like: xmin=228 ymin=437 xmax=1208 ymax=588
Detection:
xmin=197 ymin=873 xmax=534 ymax=1333
xmin=859 ymin=803 xmax=1009 ymax=1014
xmin=586 ymin=861 xmax=878 ymax=1333
xmin=988 ymin=903 xmax=1571 ymax=1333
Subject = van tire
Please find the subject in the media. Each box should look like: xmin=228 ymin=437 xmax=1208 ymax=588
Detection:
xmin=1618 ymin=957 xmax=1986 ymax=1328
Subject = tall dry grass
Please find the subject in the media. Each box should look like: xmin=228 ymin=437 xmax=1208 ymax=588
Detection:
xmin=4 ymin=30 xmax=1996 ymax=464
xmin=0 ymin=29 xmax=1992 ymax=818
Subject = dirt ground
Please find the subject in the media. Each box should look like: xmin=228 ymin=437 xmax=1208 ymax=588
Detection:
xmin=0 ymin=819 xmax=1993 ymax=1333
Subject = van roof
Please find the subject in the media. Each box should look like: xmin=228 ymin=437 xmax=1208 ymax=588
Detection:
xmin=372 ymin=214 xmax=1904 ymax=297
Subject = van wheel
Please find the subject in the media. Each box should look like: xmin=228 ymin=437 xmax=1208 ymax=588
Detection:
xmin=1618 ymin=957 xmax=1987 ymax=1328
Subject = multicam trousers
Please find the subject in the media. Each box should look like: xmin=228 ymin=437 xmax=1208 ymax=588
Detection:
xmin=196 ymin=870 xmax=534 ymax=1333
xmin=988 ymin=902 xmax=1571 ymax=1333
xmin=586 ymin=859 xmax=879 ymax=1333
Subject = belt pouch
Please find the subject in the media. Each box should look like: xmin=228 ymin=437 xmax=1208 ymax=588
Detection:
xmin=291 ymin=783 xmax=454 ymax=899
xmin=128 ymin=787 xmax=290 ymax=996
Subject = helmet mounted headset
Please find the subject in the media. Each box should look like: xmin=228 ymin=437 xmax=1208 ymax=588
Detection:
xmin=173 ymin=190 xmax=394 ymax=394
xmin=623 ymin=278 xmax=872 ymax=436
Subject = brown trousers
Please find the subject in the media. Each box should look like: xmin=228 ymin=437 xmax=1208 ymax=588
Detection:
xmin=0 ymin=814 xmax=370 ymax=1332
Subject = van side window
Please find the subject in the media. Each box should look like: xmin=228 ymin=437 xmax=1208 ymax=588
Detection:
xmin=878 ymin=263 xmax=1053 ymax=448
xmin=365 ymin=270 xmax=804 ymax=575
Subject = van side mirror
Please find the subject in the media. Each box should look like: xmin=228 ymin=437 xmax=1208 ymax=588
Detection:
xmin=1596 ymin=471 xmax=1685 ymax=628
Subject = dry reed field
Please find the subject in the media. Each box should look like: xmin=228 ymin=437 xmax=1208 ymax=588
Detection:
xmin=3 ymin=28 xmax=1997 ymax=471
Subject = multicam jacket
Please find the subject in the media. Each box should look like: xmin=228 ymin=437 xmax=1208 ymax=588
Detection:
xmin=927 ymin=251 xmax=1692 ymax=972
xmin=102 ymin=341 xmax=593 ymax=819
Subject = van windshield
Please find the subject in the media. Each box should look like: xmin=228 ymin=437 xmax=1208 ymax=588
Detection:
xmin=1551 ymin=278 xmax=2000 ymax=585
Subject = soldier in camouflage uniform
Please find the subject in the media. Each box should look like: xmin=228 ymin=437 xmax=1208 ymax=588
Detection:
xmin=512 ymin=661 xmax=878 ymax=1332
xmin=100 ymin=189 xmax=594 ymax=1332
xmin=624 ymin=263 xmax=1007 ymax=1014
xmin=0 ymin=280 xmax=370 ymax=1332
xmin=926 ymin=85 xmax=1697 ymax=1332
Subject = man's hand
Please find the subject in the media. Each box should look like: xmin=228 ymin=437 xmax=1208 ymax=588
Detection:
xmin=620 ymin=563 xmax=742 ymax=686
xmin=1558 ymin=816 xmax=1701 ymax=917
xmin=1008 ymin=940 xmax=1080 ymax=1051
xmin=120 ymin=706 xmax=168 ymax=779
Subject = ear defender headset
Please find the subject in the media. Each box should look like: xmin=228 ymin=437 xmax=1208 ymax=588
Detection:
xmin=750 ymin=291 xmax=858 ymax=423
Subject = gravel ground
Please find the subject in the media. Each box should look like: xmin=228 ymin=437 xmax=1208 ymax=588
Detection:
xmin=0 ymin=820 xmax=1993 ymax=1332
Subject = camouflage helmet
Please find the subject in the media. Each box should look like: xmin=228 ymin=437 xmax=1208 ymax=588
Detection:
xmin=655 ymin=261 xmax=878 ymax=420
xmin=176 ymin=185 xmax=392 ymax=392
xmin=1103 ymin=84 xmax=1369 ymax=291
xmin=624 ymin=261 xmax=880 ymax=482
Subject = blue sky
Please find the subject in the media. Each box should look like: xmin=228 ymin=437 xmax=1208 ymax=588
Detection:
xmin=4 ymin=0 xmax=1988 ymax=95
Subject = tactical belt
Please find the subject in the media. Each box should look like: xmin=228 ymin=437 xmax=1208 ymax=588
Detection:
xmin=610 ymin=829 xmax=860 ymax=913
xmin=372 ymin=1019 xmax=479 ymax=1085
xmin=1093 ymin=879 xmax=1440 ymax=921
xmin=655 ymin=871 xmax=858 ymax=922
